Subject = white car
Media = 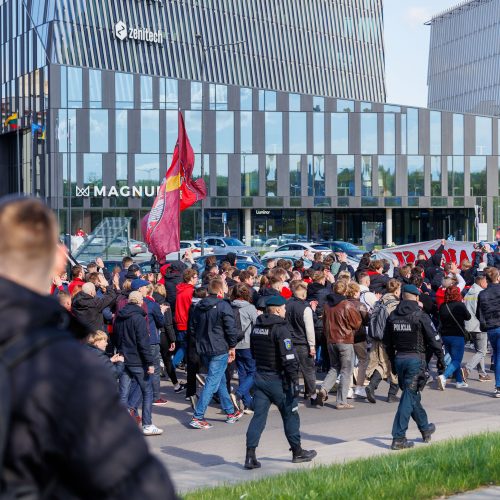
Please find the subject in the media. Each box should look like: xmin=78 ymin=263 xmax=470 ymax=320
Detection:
xmin=165 ymin=240 xmax=213 ymax=260
xmin=262 ymin=242 xmax=332 ymax=260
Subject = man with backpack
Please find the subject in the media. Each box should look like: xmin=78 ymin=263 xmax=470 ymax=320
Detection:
xmin=0 ymin=196 xmax=175 ymax=498
xmin=365 ymin=279 xmax=402 ymax=404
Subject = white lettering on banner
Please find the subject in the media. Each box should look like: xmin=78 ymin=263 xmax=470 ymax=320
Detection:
xmin=374 ymin=239 xmax=479 ymax=266
xmin=114 ymin=21 xmax=163 ymax=45
xmin=75 ymin=186 xmax=161 ymax=198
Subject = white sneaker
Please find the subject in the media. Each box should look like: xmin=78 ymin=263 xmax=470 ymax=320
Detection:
xmin=354 ymin=386 xmax=366 ymax=398
xmin=494 ymin=388 xmax=500 ymax=398
xmin=437 ymin=375 xmax=446 ymax=391
xmin=347 ymin=388 xmax=354 ymax=399
xmin=143 ymin=424 xmax=164 ymax=436
xmin=455 ymin=382 xmax=468 ymax=389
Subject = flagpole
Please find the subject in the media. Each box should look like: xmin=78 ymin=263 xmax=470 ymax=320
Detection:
xmin=16 ymin=116 xmax=21 ymax=194
xmin=31 ymin=117 xmax=35 ymax=196
xmin=178 ymin=108 xmax=182 ymax=261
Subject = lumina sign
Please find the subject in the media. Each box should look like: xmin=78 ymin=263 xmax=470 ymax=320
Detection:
xmin=114 ymin=20 xmax=163 ymax=44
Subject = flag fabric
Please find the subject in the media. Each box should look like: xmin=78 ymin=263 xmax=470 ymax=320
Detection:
xmin=31 ymin=122 xmax=43 ymax=134
xmin=177 ymin=114 xmax=207 ymax=211
xmin=143 ymin=111 xmax=207 ymax=260
xmin=3 ymin=112 xmax=18 ymax=128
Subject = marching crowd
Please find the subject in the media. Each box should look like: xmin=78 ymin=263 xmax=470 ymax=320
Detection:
xmin=2 ymin=196 xmax=500 ymax=497
xmin=51 ymin=238 xmax=500 ymax=453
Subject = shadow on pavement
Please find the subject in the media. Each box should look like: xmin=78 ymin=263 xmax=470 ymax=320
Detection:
xmin=161 ymin=445 xmax=243 ymax=469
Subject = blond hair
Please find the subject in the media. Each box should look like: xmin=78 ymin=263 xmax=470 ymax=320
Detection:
xmin=87 ymin=330 xmax=108 ymax=346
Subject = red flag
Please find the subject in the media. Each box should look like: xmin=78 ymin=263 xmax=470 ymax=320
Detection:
xmin=178 ymin=116 xmax=207 ymax=210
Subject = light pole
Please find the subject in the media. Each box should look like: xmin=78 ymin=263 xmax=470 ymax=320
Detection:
xmin=195 ymin=35 xmax=246 ymax=255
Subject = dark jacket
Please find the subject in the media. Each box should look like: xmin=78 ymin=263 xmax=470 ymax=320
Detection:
xmin=153 ymin=292 xmax=176 ymax=344
xmin=477 ymin=283 xmax=500 ymax=331
xmin=424 ymin=244 xmax=445 ymax=282
xmin=438 ymin=301 xmax=471 ymax=337
xmin=72 ymin=287 xmax=116 ymax=332
xmin=0 ymin=277 xmax=175 ymax=499
xmin=114 ymin=304 xmax=153 ymax=367
xmin=144 ymin=296 xmax=165 ymax=344
xmin=257 ymin=287 xmax=281 ymax=310
xmin=85 ymin=344 xmax=124 ymax=379
xmin=348 ymin=298 xmax=370 ymax=343
xmin=384 ymin=300 xmax=444 ymax=364
xmin=191 ymin=295 xmax=239 ymax=356
xmin=164 ymin=261 xmax=187 ymax=314
xmin=367 ymin=271 xmax=389 ymax=294
xmin=250 ymin=313 xmax=299 ymax=384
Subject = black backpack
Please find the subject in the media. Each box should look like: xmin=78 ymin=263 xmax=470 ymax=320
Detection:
xmin=231 ymin=305 xmax=245 ymax=342
xmin=0 ymin=328 xmax=69 ymax=498
xmin=368 ymin=299 xmax=398 ymax=340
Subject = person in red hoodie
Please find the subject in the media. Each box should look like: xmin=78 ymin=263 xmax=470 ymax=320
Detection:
xmin=68 ymin=265 xmax=86 ymax=296
xmin=173 ymin=268 xmax=198 ymax=368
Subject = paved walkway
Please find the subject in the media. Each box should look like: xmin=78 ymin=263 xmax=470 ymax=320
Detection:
xmin=450 ymin=487 xmax=500 ymax=499
xmin=145 ymin=352 xmax=499 ymax=493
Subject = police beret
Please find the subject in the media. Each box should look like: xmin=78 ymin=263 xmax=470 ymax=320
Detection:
xmin=266 ymin=295 xmax=287 ymax=306
xmin=402 ymin=284 xmax=421 ymax=296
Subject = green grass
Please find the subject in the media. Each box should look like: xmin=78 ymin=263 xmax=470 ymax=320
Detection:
xmin=183 ymin=433 xmax=500 ymax=500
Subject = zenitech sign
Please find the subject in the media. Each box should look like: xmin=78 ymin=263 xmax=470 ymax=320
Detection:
xmin=114 ymin=20 xmax=163 ymax=45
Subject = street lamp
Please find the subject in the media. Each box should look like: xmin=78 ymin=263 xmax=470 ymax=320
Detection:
xmin=195 ymin=34 xmax=246 ymax=255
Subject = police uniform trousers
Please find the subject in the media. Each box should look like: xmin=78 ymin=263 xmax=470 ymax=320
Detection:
xmin=246 ymin=372 xmax=301 ymax=449
xmin=392 ymin=355 xmax=430 ymax=439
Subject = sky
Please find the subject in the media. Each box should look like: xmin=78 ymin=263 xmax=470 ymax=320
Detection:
xmin=384 ymin=0 xmax=462 ymax=107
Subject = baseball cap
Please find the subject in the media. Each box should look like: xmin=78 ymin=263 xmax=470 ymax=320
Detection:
xmin=128 ymin=264 xmax=141 ymax=273
xmin=266 ymin=295 xmax=287 ymax=306
xmin=402 ymin=284 xmax=421 ymax=296
xmin=131 ymin=278 xmax=150 ymax=291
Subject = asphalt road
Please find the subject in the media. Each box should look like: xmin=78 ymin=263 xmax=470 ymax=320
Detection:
xmin=145 ymin=350 xmax=500 ymax=493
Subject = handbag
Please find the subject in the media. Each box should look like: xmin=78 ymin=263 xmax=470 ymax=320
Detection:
xmin=445 ymin=303 xmax=473 ymax=343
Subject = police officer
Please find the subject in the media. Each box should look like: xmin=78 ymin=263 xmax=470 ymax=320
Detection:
xmin=244 ymin=295 xmax=317 ymax=469
xmin=384 ymin=285 xmax=445 ymax=450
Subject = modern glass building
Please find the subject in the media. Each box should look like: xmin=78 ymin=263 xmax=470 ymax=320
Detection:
xmin=427 ymin=0 xmax=500 ymax=116
xmin=0 ymin=0 xmax=496 ymax=247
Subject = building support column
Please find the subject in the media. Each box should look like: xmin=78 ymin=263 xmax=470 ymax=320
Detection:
xmin=244 ymin=208 xmax=252 ymax=246
xmin=386 ymin=208 xmax=393 ymax=246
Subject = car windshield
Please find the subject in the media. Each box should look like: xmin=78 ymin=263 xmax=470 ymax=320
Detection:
xmin=338 ymin=242 xmax=360 ymax=251
xmin=310 ymin=245 xmax=330 ymax=250
xmin=224 ymin=238 xmax=245 ymax=246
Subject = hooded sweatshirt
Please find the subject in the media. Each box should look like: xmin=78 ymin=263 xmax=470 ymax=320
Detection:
xmin=114 ymin=303 xmax=153 ymax=367
xmin=232 ymin=299 xmax=259 ymax=350
xmin=174 ymin=282 xmax=195 ymax=330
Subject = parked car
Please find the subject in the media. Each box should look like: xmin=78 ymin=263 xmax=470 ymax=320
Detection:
xmin=165 ymin=240 xmax=214 ymax=260
xmin=102 ymin=260 xmax=152 ymax=275
xmin=262 ymin=242 xmax=332 ymax=260
xmin=112 ymin=237 xmax=148 ymax=256
xmin=193 ymin=253 xmax=265 ymax=276
xmin=260 ymin=256 xmax=313 ymax=269
xmin=320 ymin=241 xmax=365 ymax=259
xmin=204 ymin=237 xmax=258 ymax=255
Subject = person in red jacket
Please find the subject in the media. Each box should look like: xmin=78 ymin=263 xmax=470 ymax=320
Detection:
xmin=68 ymin=265 xmax=86 ymax=296
xmin=173 ymin=268 xmax=198 ymax=368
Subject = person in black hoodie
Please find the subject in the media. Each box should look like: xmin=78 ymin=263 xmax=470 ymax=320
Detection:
xmin=424 ymin=240 xmax=446 ymax=283
xmin=189 ymin=278 xmax=242 ymax=429
xmin=384 ymin=285 xmax=445 ymax=450
xmin=367 ymin=260 xmax=390 ymax=295
xmin=164 ymin=260 xmax=187 ymax=314
xmin=436 ymin=286 xmax=471 ymax=390
xmin=115 ymin=291 xmax=163 ymax=436
xmin=0 ymin=197 xmax=175 ymax=499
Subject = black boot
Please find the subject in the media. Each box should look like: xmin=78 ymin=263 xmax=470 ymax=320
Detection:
xmin=291 ymin=446 xmax=317 ymax=463
xmin=366 ymin=371 xmax=382 ymax=404
xmin=421 ymin=423 xmax=436 ymax=443
xmin=391 ymin=438 xmax=414 ymax=451
xmin=244 ymin=448 xmax=261 ymax=469
xmin=386 ymin=382 xmax=399 ymax=403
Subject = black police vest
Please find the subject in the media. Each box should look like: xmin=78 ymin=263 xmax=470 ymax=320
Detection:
xmin=251 ymin=324 xmax=281 ymax=373
xmin=285 ymin=298 xmax=308 ymax=345
xmin=391 ymin=311 xmax=426 ymax=355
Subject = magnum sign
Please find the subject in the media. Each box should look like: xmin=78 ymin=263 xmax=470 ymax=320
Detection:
xmin=114 ymin=21 xmax=163 ymax=44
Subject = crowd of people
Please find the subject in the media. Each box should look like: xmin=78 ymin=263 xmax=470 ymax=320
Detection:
xmin=49 ymin=237 xmax=500 ymax=453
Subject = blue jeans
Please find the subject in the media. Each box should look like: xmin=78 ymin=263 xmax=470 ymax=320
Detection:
xmin=392 ymin=357 xmax=431 ymax=439
xmin=236 ymin=349 xmax=256 ymax=408
xmin=442 ymin=336 xmax=465 ymax=383
xmin=173 ymin=330 xmax=187 ymax=368
xmin=151 ymin=344 xmax=162 ymax=400
xmin=120 ymin=366 xmax=153 ymax=426
xmin=487 ymin=327 xmax=500 ymax=387
xmin=193 ymin=353 xmax=234 ymax=420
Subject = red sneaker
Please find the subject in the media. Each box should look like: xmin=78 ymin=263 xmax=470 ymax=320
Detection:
xmin=153 ymin=398 xmax=168 ymax=406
